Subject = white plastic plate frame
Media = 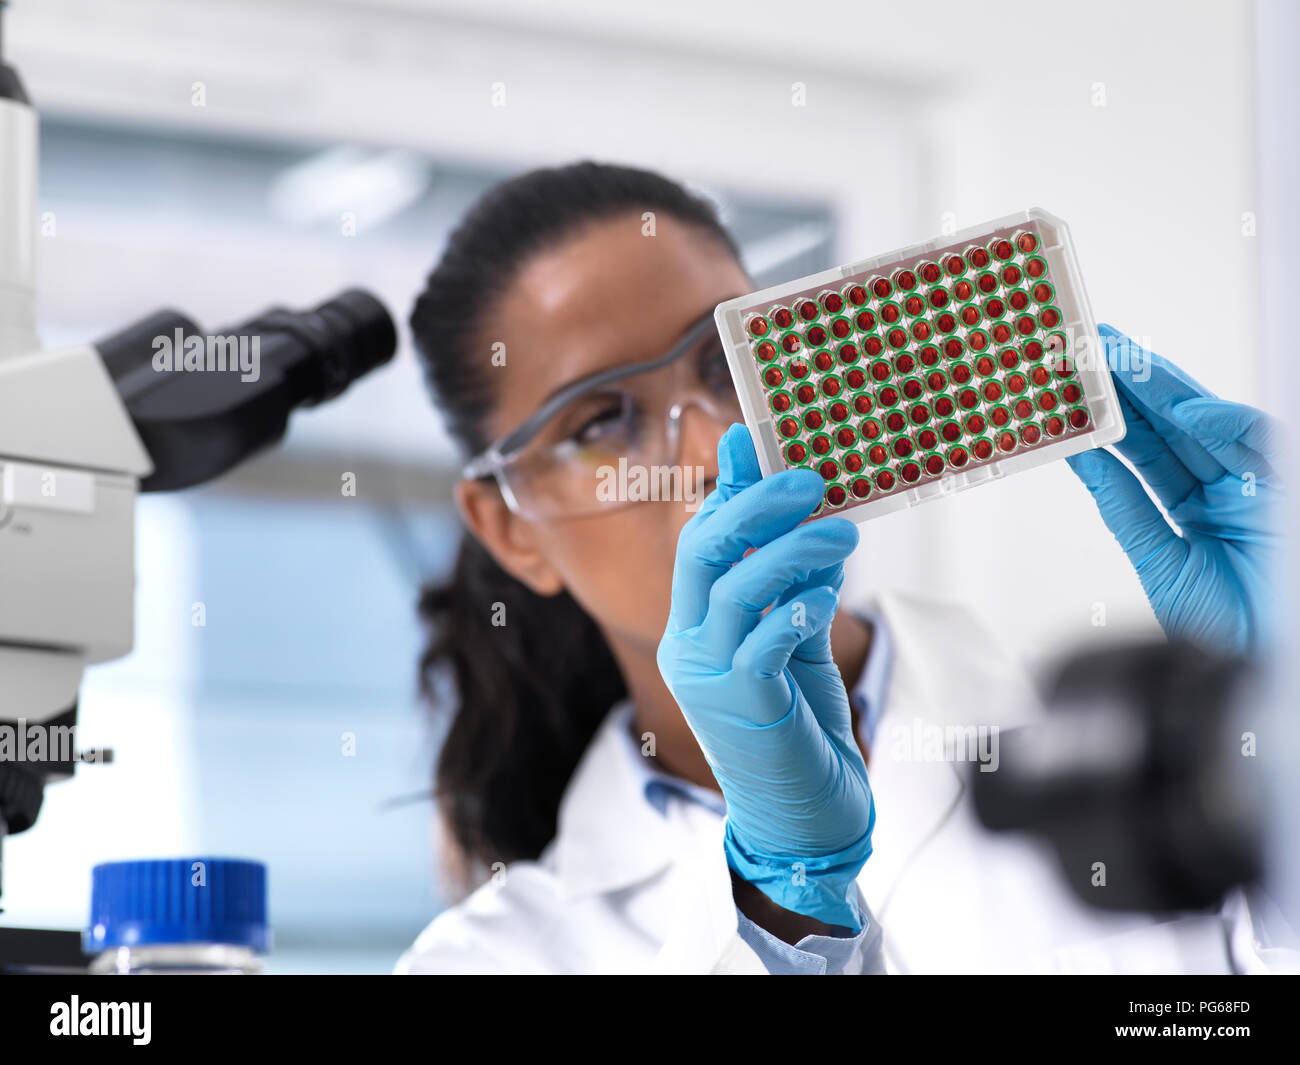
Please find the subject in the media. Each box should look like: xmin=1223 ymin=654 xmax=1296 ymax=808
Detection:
xmin=714 ymin=207 xmax=1126 ymax=524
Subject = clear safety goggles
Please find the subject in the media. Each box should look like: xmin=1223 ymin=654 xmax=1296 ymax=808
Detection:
xmin=462 ymin=310 xmax=742 ymax=520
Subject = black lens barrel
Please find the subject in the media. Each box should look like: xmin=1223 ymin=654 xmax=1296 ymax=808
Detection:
xmin=97 ymin=289 xmax=398 ymax=491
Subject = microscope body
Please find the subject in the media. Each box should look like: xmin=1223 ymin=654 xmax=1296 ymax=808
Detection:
xmin=0 ymin=57 xmax=396 ymax=916
xmin=0 ymin=61 xmax=152 ymax=839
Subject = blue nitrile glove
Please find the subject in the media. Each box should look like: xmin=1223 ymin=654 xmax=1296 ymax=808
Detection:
xmin=1067 ymin=323 xmax=1280 ymax=654
xmin=656 ymin=423 xmax=873 ymax=931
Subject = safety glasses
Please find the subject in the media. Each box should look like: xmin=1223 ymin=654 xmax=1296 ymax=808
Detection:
xmin=462 ymin=310 xmax=741 ymax=520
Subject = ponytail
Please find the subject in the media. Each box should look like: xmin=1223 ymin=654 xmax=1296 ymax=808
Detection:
xmin=417 ymin=536 xmax=625 ymax=880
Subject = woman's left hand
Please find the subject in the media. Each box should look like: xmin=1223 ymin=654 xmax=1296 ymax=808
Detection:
xmin=1067 ymin=323 xmax=1280 ymax=654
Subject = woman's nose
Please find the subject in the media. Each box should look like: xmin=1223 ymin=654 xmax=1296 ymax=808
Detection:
xmin=673 ymin=399 xmax=731 ymax=484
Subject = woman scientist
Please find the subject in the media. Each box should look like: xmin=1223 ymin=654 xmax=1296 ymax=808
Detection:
xmin=394 ymin=162 xmax=1276 ymax=974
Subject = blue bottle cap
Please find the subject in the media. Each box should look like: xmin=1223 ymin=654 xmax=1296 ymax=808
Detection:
xmin=85 ymin=858 xmax=270 ymax=953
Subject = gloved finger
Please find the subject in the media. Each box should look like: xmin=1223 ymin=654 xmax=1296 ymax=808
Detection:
xmin=1099 ymin=324 xmax=1226 ymax=486
xmin=778 ymin=562 xmax=845 ymax=663
xmin=1067 ymin=448 xmax=1189 ymax=584
xmin=700 ymin=519 xmax=859 ymax=651
xmin=669 ymin=465 xmax=825 ymax=631
xmin=732 ymin=584 xmax=841 ymax=681
xmin=685 ymin=423 xmax=760 ymax=529
xmin=782 ymin=573 xmax=859 ymax=751
xmin=1109 ymin=388 xmax=1200 ymax=510
xmin=1168 ymin=398 xmax=1278 ymax=481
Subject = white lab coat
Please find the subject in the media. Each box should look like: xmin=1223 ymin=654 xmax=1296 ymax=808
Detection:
xmin=395 ymin=591 xmax=1262 ymax=975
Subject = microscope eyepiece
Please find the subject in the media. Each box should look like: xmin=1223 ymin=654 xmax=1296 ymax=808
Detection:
xmin=96 ymin=288 xmax=399 ymax=492
xmin=238 ymin=289 xmax=397 ymax=407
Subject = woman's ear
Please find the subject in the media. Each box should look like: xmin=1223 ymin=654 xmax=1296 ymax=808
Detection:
xmin=454 ymin=479 xmax=565 ymax=596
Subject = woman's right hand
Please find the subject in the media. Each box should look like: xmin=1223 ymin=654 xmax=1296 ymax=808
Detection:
xmin=656 ymin=424 xmax=874 ymax=932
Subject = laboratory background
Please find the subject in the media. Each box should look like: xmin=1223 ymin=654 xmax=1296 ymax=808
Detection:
xmin=1 ymin=0 xmax=1294 ymax=973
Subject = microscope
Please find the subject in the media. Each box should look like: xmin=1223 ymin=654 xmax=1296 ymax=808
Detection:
xmin=0 ymin=4 xmax=398 ymax=968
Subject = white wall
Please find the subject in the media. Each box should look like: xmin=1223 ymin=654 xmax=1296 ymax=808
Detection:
xmin=8 ymin=0 xmax=1262 ymax=670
